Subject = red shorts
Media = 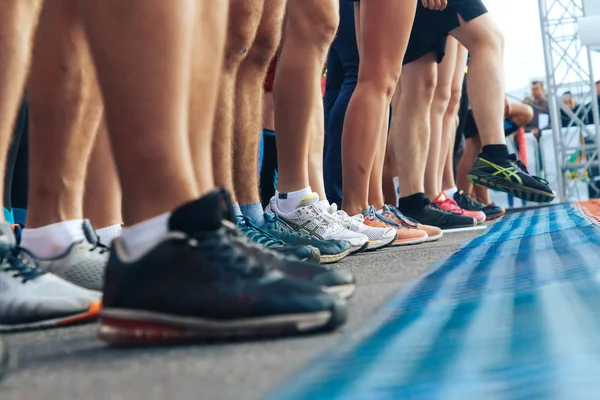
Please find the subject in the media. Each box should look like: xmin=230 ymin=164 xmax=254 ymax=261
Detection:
xmin=263 ymin=54 xmax=277 ymax=93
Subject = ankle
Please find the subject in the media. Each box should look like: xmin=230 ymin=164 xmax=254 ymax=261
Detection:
xmin=21 ymin=219 xmax=85 ymax=258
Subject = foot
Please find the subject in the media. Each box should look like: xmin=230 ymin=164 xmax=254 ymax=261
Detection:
xmin=380 ymin=205 xmax=443 ymax=242
xmin=0 ymin=223 xmax=102 ymax=332
xmin=400 ymin=200 xmax=477 ymax=230
xmin=433 ymin=193 xmax=486 ymax=224
xmin=271 ymin=195 xmax=367 ymax=254
xmin=236 ymin=215 xmax=356 ymax=298
xmin=27 ymin=220 xmax=109 ymax=292
xmin=99 ymin=190 xmax=348 ymax=345
xmin=363 ymin=206 xmax=429 ymax=246
xmin=452 ymin=190 xmax=505 ymax=221
xmin=236 ymin=215 xmax=320 ymax=263
xmin=323 ymin=203 xmax=396 ymax=251
xmin=468 ymin=153 xmax=555 ymax=203
xmin=266 ymin=194 xmax=354 ymax=263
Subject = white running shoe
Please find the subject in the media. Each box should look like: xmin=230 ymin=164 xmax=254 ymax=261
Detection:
xmin=322 ymin=203 xmax=397 ymax=251
xmin=0 ymin=223 xmax=102 ymax=332
xmin=268 ymin=194 xmax=368 ymax=255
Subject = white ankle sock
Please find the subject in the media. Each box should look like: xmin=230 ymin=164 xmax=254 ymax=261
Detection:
xmin=444 ymin=187 xmax=459 ymax=199
xmin=120 ymin=212 xmax=170 ymax=259
xmin=97 ymin=224 xmax=123 ymax=246
xmin=21 ymin=219 xmax=85 ymax=259
xmin=275 ymin=187 xmax=313 ymax=214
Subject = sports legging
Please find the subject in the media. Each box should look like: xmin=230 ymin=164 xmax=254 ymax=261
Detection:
xmin=4 ymin=97 xmax=28 ymax=224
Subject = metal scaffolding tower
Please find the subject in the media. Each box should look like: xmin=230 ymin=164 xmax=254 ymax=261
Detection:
xmin=538 ymin=0 xmax=600 ymax=202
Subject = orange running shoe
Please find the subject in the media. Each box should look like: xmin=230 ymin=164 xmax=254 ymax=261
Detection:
xmin=380 ymin=205 xmax=443 ymax=242
xmin=433 ymin=193 xmax=486 ymax=224
xmin=362 ymin=206 xmax=428 ymax=246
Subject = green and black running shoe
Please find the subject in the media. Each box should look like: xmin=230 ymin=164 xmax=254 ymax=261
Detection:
xmin=468 ymin=154 xmax=555 ymax=203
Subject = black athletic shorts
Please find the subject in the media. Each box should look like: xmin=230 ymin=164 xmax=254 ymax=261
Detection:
xmin=405 ymin=0 xmax=488 ymax=65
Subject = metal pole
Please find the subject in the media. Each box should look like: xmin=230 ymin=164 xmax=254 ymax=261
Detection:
xmin=538 ymin=0 xmax=567 ymax=201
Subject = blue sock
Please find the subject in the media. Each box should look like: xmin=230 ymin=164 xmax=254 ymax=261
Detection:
xmin=240 ymin=202 xmax=265 ymax=227
xmin=232 ymin=203 xmax=242 ymax=217
xmin=13 ymin=208 xmax=26 ymax=226
xmin=3 ymin=208 xmax=14 ymax=224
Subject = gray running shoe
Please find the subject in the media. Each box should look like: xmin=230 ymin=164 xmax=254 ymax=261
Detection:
xmin=0 ymin=223 xmax=102 ymax=332
xmin=30 ymin=220 xmax=109 ymax=291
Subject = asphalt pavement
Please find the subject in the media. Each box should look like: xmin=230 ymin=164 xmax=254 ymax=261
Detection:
xmin=1 ymin=230 xmax=481 ymax=400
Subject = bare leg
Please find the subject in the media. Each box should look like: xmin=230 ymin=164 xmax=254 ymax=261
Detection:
xmin=425 ymin=38 xmax=456 ymax=199
xmin=451 ymin=14 xmax=505 ymax=147
xmin=78 ymin=0 xmax=203 ymax=224
xmin=391 ymin=54 xmax=437 ymax=199
xmin=212 ymin=0 xmax=264 ymax=201
xmin=341 ymin=0 xmax=416 ymax=215
xmin=85 ymin=118 xmax=123 ymax=228
xmin=456 ymin=135 xmax=482 ymax=195
xmin=473 ymin=184 xmax=491 ymax=204
xmin=274 ymin=0 xmax=338 ymax=193
xmin=439 ymin=41 xmax=468 ymax=191
xmin=188 ymin=3 xmax=229 ymax=197
xmin=0 ymin=0 xmax=43 ymax=221
xmin=308 ymin=98 xmax=327 ymax=200
xmin=368 ymin=106 xmax=390 ymax=210
xmin=234 ymin=0 xmax=285 ymax=207
xmin=27 ymin=0 xmax=103 ymax=229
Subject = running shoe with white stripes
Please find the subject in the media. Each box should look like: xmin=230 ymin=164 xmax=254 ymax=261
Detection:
xmin=268 ymin=193 xmax=367 ymax=257
xmin=319 ymin=202 xmax=396 ymax=251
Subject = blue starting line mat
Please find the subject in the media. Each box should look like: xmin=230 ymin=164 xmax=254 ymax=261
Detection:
xmin=268 ymin=202 xmax=600 ymax=400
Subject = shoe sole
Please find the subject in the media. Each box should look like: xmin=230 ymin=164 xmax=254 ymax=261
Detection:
xmin=468 ymin=173 xmax=555 ymax=203
xmin=349 ymin=241 xmax=369 ymax=255
xmin=391 ymin=235 xmax=430 ymax=247
xmin=485 ymin=211 xmax=505 ymax=221
xmin=424 ymin=232 xmax=444 ymax=242
xmin=98 ymin=306 xmax=346 ymax=346
xmin=0 ymin=301 xmax=102 ymax=333
xmin=319 ymin=248 xmax=351 ymax=264
xmin=323 ymin=284 xmax=356 ymax=300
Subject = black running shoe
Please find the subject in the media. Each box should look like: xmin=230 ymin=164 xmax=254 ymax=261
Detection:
xmin=453 ymin=191 xmax=505 ymax=221
xmin=99 ymin=190 xmax=347 ymax=345
xmin=236 ymin=216 xmax=320 ymax=263
xmin=468 ymin=154 xmax=555 ymax=203
xmin=400 ymin=201 xmax=476 ymax=229
xmin=0 ymin=336 xmax=7 ymax=381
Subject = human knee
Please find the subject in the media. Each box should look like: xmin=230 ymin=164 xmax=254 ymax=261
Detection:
xmin=224 ymin=6 xmax=262 ymax=71
xmin=463 ymin=20 xmax=504 ymax=56
xmin=286 ymin=0 xmax=339 ymax=53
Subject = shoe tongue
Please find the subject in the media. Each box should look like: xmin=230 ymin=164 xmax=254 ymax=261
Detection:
xmin=0 ymin=222 xmax=16 ymax=247
xmin=296 ymin=193 xmax=319 ymax=209
xmin=435 ymin=192 xmax=447 ymax=202
xmin=169 ymin=189 xmax=233 ymax=234
xmin=82 ymin=219 xmax=99 ymax=245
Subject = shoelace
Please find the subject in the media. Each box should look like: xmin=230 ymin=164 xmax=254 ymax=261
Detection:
xmin=236 ymin=216 xmax=284 ymax=247
xmin=385 ymin=206 xmax=419 ymax=228
xmin=326 ymin=203 xmax=366 ymax=227
xmin=511 ymin=157 xmax=550 ymax=185
xmin=189 ymin=223 xmax=280 ymax=279
xmin=365 ymin=207 xmax=402 ymax=228
xmin=1 ymin=246 xmax=43 ymax=283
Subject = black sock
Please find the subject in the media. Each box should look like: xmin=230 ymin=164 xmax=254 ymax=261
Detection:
xmin=398 ymin=193 xmax=426 ymax=213
xmin=482 ymin=144 xmax=509 ymax=159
